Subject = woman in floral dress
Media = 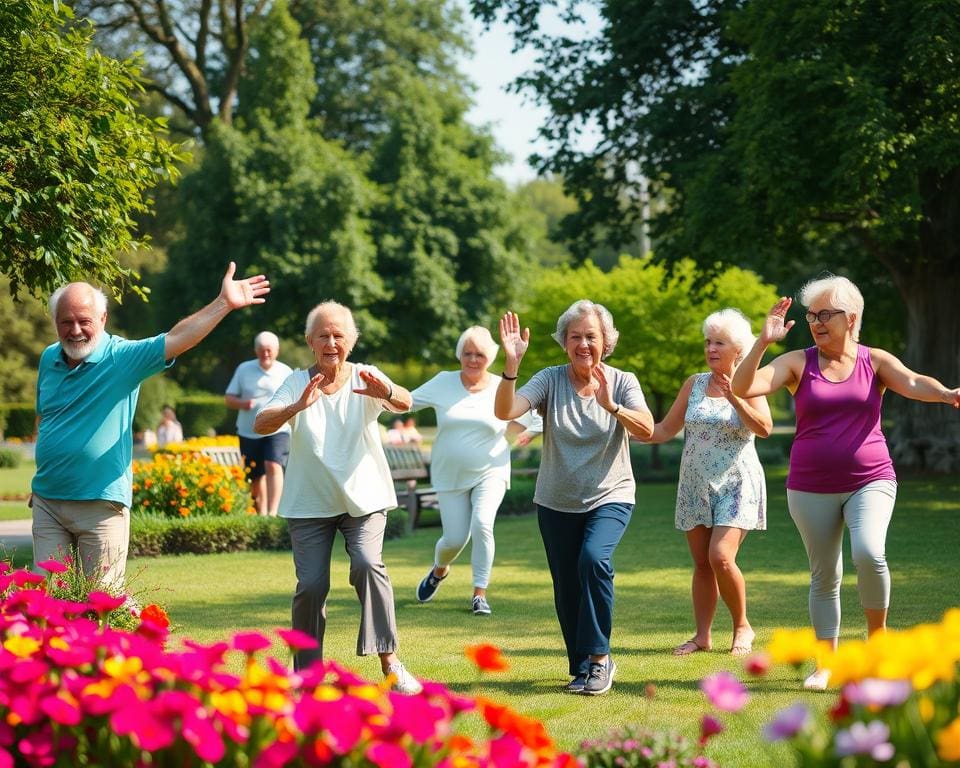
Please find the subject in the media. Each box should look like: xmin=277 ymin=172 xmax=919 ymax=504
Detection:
xmin=644 ymin=309 xmax=771 ymax=656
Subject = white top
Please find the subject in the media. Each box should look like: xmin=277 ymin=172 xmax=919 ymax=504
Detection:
xmin=156 ymin=421 xmax=183 ymax=447
xmin=411 ymin=370 xmax=541 ymax=492
xmin=265 ymin=364 xmax=397 ymax=518
xmin=225 ymin=358 xmax=294 ymax=438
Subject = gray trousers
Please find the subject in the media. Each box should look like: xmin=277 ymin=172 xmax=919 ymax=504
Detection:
xmin=288 ymin=512 xmax=398 ymax=670
xmin=787 ymin=479 xmax=897 ymax=639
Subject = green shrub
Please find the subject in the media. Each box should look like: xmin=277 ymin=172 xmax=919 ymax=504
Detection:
xmin=134 ymin=375 xmax=183 ymax=433
xmin=385 ymin=508 xmax=408 ymax=539
xmin=501 ymin=476 xmax=536 ymax=516
xmin=0 ymin=402 xmax=35 ymax=439
xmin=0 ymin=448 xmax=22 ymax=469
xmin=177 ymin=394 xmax=234 ymax=437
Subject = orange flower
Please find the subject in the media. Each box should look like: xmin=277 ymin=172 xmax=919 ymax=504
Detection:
xmin=140 ymin=604 xmax=170 ymax=628
xmin=465 ymin=643 xmax=509 ymax=672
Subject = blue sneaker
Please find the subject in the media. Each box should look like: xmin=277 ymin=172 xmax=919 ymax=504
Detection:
xmin=472 ymin=595 xmax=492 ymax=615
xmin=416 ymin=568 xmax=447 ymax=603
xmin=564 ymin=673 xmax=588 ymax=693
xmin=582 ymin=659 xmax=616 ymax=695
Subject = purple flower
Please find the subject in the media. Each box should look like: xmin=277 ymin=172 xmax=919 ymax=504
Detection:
xmin=835 ymin=721 xmax=895 ymax=760
xmin=762 ymin=703 xmax=811 ymax=742
xmin=842 ymin=679 xmax=912 ymax=709
xmin=700 ymin=671 xmax=749 ymax=712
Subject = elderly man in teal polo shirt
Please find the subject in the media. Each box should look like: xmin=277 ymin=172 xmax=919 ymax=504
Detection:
xmin=31 ymin=262 xmax=270 ymax=587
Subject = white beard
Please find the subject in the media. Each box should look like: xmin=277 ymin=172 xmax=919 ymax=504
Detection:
xmin=61 ymin=337 xmax=97 ymax=361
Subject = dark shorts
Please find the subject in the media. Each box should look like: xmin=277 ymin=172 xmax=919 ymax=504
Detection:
xmin=239 ymin=433 xmax=291 ymax=480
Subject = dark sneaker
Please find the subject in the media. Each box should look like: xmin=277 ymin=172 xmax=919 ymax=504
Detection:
xmin=582 ymin=659 xmax=616 ymax=695
xmin=472 ymin=596 xmax=492 ymax=615
xmin=416 ymin=568 xmax=446 ymax=603
xmin=564 ymin=673 xmax=588 ymax=693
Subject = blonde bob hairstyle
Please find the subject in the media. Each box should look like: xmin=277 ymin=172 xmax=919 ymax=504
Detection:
xmin=799 ymin=275 xmax=864 ymax=341
xmin=702 ymin=308 xmax=755 ymax=361
xmin=304 ymin=301 xmax=359 ymax=352
xmin=551 ymin=299 xmax=619 ymax=360
xmin=455 ymin=326 xmax=499 ymax=362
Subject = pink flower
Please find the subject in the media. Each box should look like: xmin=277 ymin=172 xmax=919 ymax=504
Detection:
xmin=699 ymin=714 xmax=725 ymax=746
xmin=39 ymin=693 xmax=82 ymax=727
xmin=700 ymin=671 xmax=749 ymax=712
xmin=276 ymin=628 xmax=319 ymax=651
xmin=743 ymin=652 xmax=772 ymax=677
xmin=86 ymin=591 xmax=126 ymax=613
xmin=232 ymin=631 xmax=272 ymax=654
xmin=35 ymin=560 xmax=68 ymax=574
xmin=366 ymin=741 xmax=413 ymax=768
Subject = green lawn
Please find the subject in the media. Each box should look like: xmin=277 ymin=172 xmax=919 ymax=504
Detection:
xmin=117 ymin=472 xmax=960 ymax=767
xmin=0 ymin=459 xmax=33 ymax=499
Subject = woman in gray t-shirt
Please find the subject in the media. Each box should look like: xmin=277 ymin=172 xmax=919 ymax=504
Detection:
xmin=494 ymin=301 xmax=654 ymax=696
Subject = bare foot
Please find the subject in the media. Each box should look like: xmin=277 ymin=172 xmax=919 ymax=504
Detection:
xmin=673 ymin=638 xmax=710 ymax=656
xmin=731 ymin=627 xmax=755 ymax=657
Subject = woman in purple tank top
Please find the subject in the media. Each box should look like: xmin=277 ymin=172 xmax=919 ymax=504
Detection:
xmin=732 ymin=275 xmax=960 ymax=691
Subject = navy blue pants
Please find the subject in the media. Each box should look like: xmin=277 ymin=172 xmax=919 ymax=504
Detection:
xmin=537 ymin=502 xmax=633 ymax=677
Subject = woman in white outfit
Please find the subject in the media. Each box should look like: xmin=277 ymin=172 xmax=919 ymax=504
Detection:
xmin=643 ymin=309 xmax=771 ymax=657
xmin=411 ymin=326 xmax=540 ymax=615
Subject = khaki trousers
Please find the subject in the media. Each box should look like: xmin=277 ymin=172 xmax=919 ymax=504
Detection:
xmin=288 ymin=512 xmax=398 ymax=670
xmin=31 ymin=494 xmax=130 ymax=588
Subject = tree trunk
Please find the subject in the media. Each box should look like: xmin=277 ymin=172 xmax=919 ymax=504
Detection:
xmin=886 ymin=169 xmax=960 ymax=471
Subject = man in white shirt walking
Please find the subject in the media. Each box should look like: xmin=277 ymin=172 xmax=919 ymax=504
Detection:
xmin=225 ymin=331 xmax=293 ymax=516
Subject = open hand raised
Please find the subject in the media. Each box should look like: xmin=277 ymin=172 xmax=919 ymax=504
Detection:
xmin=354 ymin=369 xmax=392 ymax=401
xmin=297 ymin=371 xmax=328 ymax=411
xmin=760 ymin=297 xmax=795 ymax=344
xmin=499 ymin=311 xmax=530 ymax=367
xmin=220 ymin=261 xmax=270 ymax=310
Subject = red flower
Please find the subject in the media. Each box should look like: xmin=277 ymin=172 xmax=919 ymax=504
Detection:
xmin=700 ymin=714 xmax=725 ymax=746
xmin=829 ymin=694 xmax=852 ymax=722
xmin=465 ymin=643 xmax=510 ymax=672
xmin=139 ymin=604 xmax=170 ymax=629
xmin=743 ymin=651 xmax=772 ymax=677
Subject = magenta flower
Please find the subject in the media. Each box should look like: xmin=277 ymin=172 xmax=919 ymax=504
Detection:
xmin=763 ymin=703 xmax=811 ymax=742
xmin=842 ymin=679 xmax=912 ymax=708
xmin=35 ymin=560 xmax=68 ymax=574
xmin=835 ymin=721 xmax=895 ymax=760
xmin=276 ymin=628 xmax=319 ymax=650
xmin=366 ymin=741 xmax=413 ymax=768
xmin=86 ymin=591 xmax=126 ymax=613
xmin=232 ymin=631 xmax=272 ymax=653
xmin=700 ymin=671 xmax=749 ymax=712
xmin=39 ymin=693 xmax=83 ymax=727
xmin=699 ymin=714 xmax=725 ymax=746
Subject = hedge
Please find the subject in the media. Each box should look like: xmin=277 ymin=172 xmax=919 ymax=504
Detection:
xmin=0 ymin=402 xmax=35 ymax=439
xmin=129 ymin=508 xmax=410 ymax=557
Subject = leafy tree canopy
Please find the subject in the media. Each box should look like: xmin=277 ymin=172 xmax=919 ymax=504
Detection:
xmin=0 ymin=0 xmax=186 ymax=300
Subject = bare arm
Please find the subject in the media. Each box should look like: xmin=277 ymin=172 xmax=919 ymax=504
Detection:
xmin=716 ymin=373 xmax=774 ymax=437
xmin=872 ymin=348 xmax=960 ymax=406
xmin=592 ymin=363 xmax=654 ymax=440
xmin=224 ymin=394 xmax=254 ymax=411
xmin=732 ymin=297 xmax=803 ymax=398
xmin=254 ymin=372 xmax=324 ymax=434
xmin=354 ymin=369 xmax=413 ymax=412
xmin=644 ymin=377 xmax=695 ymax=444
xmin=164 ymin=263 xmax=269 ymax=360
xmin=494 ymin=311 xmax=533 ymax=420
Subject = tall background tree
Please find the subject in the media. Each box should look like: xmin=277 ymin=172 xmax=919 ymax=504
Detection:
xmin=472 ymin=0 xmax=960 ymax=470
xmin=0 ymin=0 xmax=184 ymax=300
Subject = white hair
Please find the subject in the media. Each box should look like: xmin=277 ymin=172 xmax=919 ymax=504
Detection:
xmin=799 ymin=275 xmax=864 ymax=341
xmin=702 ymin=308 xmax=755 ymax=359
xmin=304 ymin=301 xmax=359 ymax=349
xmin=455 ymin=326 xmax=499 ymax=362
xmin=551 ymin=299 xmax=619 ymax=359
xmin=254 ymin=331 xmax=280 ymax=351
xmin=48 ymin=282 xmax=108 ymax=317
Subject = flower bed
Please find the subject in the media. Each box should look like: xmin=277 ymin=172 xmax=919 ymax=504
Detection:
xmin=132 ymin=449 xmax=253 ymax=518
xmin=0 ymin=560 xmax=576 ymax=768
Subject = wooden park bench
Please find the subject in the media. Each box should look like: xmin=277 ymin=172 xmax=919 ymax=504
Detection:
xmin=200 ymin=445 xmax=245 ymax=467
xmin=384 ymin=444 xmax=438 ymax=531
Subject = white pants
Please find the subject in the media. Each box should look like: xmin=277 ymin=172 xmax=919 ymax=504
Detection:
xmin=787 ymin=479 xmax=897 ymax=639
xmin=434 ymin=476 xmax=507 ymax=589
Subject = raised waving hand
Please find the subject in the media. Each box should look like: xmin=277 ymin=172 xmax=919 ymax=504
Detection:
xmin=498 ymin=311 xmax=530 ymax=370
xmin=759 ymin=297 xmax=796 ymax=345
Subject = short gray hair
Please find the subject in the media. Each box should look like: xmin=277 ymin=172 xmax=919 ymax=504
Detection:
xmin=551 ymin=300 xmax=619 ymax=359
xmin=254 ymin=331 xmax=280 ymax=351
xmin=48 ymin=282 xmax=108 ymax=317
xmin=304 ymin=301 xmax=359 ymax=350
xmin=799 ymin=275 xmax=864 ymax=341
xmin=702 ymin=308 xmax=755 ymax=358
xmin=455 ymin=326 xmax=499 ymax=362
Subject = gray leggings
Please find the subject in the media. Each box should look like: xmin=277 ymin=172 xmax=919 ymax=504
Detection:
xmin=786 ymin=480 xmax=897 ymax=640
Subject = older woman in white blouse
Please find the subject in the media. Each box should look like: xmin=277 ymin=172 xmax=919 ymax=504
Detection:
xmin=411 ymin=326 xmax=540 ymax=616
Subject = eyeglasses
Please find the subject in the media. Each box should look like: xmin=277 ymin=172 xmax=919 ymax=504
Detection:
xmin=805 ymin=309 xmax=845 ymax=324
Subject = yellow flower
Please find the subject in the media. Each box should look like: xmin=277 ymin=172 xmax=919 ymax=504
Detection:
xmin=918 ymin=696 xmax=935 ymax=723
xmin=3 ymin=634 xmax=41 ymax=658
xmin=767 ymin=628 xmax=822 ymax=665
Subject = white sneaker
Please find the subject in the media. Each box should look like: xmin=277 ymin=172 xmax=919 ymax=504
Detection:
xmin=803 ymin=669 xmax=831 ymax=691
xmin=386 ymin=662 xmax=423 ymax=695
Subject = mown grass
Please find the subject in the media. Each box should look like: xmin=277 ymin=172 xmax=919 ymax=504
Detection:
xmin=122 ymin=470 xmax=960 ymax=767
